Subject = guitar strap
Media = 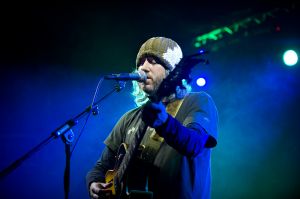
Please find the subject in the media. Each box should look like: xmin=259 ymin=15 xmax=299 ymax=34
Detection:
xmin=138 ymin=98 xmax=184 ymax=164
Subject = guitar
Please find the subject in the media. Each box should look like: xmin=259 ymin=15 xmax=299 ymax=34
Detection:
xmin=104 ymin=53 xmax=207 ymax=199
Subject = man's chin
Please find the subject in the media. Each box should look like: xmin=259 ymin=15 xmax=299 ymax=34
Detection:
xmin=143 ymin=87 xmax=155 ymax=95
xmin=143 ymin=88 xmax=159 ymax=97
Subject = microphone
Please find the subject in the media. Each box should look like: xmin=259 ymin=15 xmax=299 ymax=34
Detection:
xmin=104 ymin=70 xmax=147 ymax=82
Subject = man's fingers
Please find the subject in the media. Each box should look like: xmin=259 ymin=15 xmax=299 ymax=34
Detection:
xmin=91 ymin=183 xmax=101 ymax=193
xmin=89 ymin=182 xmax=113 ymax=199
xmin=100 ymin=182 xmax=113 ymax=189
xmin=90 ymin=193 xmax=99 ymax=199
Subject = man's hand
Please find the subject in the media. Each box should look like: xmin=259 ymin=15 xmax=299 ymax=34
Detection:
xmin=89 ymin=182 xmax=113 ymax=199
xmin=142 ymin=101 xmax=168 ymax=128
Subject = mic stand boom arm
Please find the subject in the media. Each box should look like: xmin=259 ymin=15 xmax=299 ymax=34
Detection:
xmin=0 ymin=81 xmax=126 ymax=199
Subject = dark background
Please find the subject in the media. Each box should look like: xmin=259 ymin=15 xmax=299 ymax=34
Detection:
xmin=1 ymin=1 xmax=300 ymax=198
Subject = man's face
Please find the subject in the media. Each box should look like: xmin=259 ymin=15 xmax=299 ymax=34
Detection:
xmin=137 ymin=56 xmax=167 ymax=96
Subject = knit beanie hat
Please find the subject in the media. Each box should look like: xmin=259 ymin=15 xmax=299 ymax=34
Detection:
xmin=136 ymin=37 xmax=183 ymax=71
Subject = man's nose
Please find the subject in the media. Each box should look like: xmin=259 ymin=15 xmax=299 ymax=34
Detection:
xmin=139 ymin=60 xmax=151 ymax=72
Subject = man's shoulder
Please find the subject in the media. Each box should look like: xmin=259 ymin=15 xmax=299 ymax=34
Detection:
xmin=181 ymin=91 xmax=217 ymax=113
xmin=184 ymin=91 xmax=214 ymax=102
xmin=121 ymin=106 xmax=142 ymax=120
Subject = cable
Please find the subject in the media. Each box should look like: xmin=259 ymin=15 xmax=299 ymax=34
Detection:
xmin=70 ymin=76 xmax=104 ymax=156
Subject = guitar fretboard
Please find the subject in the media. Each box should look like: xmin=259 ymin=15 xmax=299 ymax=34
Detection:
xmin=115 ymin=113 xmax=148 ymax=185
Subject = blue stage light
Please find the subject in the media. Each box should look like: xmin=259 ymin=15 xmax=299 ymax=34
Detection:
xmin=196 ymin=77 xmax=206 ymax=87
xmin=283 ymin=50 xmax=298 ymax=66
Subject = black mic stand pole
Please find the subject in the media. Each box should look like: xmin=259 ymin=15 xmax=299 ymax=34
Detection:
xmin=0 ymin=81 xmax=126 ymax=199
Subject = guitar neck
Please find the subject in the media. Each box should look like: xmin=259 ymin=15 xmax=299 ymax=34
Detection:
xmin=115 ymin=116 xmax=148 ymax=184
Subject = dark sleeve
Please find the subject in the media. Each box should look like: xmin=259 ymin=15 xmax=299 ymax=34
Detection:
xmin=85 ymin=146 xmax=116 ymax=191
xmin=156 ymin=93 xmax=218 ymax=158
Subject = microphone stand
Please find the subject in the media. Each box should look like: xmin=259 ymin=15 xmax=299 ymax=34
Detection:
xmin=0 ymin=80 xmax=126 ymax=199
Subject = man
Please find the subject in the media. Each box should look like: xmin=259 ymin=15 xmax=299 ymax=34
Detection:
xmin=86 ymin=37 xmax=218 ymax=199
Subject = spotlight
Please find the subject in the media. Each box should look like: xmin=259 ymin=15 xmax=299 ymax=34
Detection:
xmin=196 ymin=77 xmax=206 ymax=87
xmin=283 ymin=50 xmax=298 ymax=66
